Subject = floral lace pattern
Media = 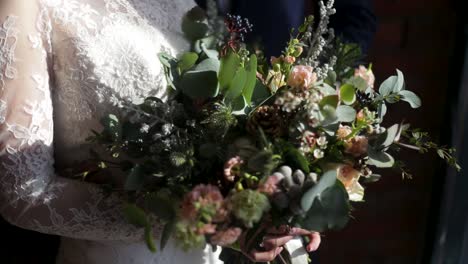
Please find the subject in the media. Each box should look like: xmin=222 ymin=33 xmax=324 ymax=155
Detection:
xmin=0 ymin=0 xmax=221 ymax=263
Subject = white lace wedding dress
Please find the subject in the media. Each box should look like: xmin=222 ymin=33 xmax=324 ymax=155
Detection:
xmin=0 ymin=0 xmax=222 ymax=263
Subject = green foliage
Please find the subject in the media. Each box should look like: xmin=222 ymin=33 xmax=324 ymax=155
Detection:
xmin=301 ymin=170 xmax=337 ymax=212
xmin=230 ymin=190 xmax=271 ymax=228
xmin=174 ymin=222 xmax=206 ymax=251
xmin=123 ymin=204 xmax=149 ymax=227
xmin=243 ymin=54 xmax=258 ymax=104
xmin=336 ymin=105 xmax=356 ymax=123
xmin=300 ymin=183 xmax=350 ymax=232
xmin=180 ymin=58 xmax=220 ymax=98
xmin=284 ymin=147 xmax=310 ymax=174
xmin=225 ymin=68 xmax=247 ymax=102
xmin=219 ymin=52 xmax=241 ymax=90
xmin=378 ymin=69 xmax=421 ymax=108
xmin=178 ymin=52 xmax=199 ymax=73
xmin=339 ymin=84 xmax=356 ymax=105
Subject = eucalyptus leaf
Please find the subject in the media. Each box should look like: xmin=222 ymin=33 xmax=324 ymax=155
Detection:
xmin=301 ymin=170 xmax=337 ymax=212
xmin=382 ymin=124 xmax=399 ymax=148
xmin=336 ymin=105 xmax=356 ymax=123
xmin=219 ymin=52 xmax=241 ymax=90
xmin=379 ymin=76 xmax=398 ymax=96
xmin=123 ymin=204 xmax=149 ymax=227
xmin=367 ymin=150 xmax=395 ymax=168
xmin=242 ymin=55 xmax=258 ymax=104
xmin=377 ymin=103 xmax=387 ymax=120
xmin=300 ymin=183 xmax=349 ymax=232
xmin=251 ymin=81 xmax=271 ymax=106
xmin=395 ymin=69 xmax=405 ymax=92
xmin=200 ymin=42 xmax=219 ymax=59
xmin=160 ymin=221 xmax=176 ymax=251
xmin=180 ymin=58 xmax=220 ymax=98
xmin=318 ymin=82 xmax=337 ymax=96
xmin=339 ymin=84 xmax=356 ymax=105
xmin=178 ymin=52 xmax=199 ymax=72
xmin=225 ymin=68 xmax=247 ymax=103
xmin=363 ymin=174 xmax=382 ymax=183
xmin=319 ymin=95 xmax=339 ymax=109
xmin=232 ymin=95 xmax=248 ymax=115
xmin=145 ymin=225 xmax=157 ymax=252
xmin=399 ymin=90 xmax=422 ymax=108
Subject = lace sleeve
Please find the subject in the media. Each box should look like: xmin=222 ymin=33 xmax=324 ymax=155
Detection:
xmin=0 ymin=0 xmax=147 ymax=241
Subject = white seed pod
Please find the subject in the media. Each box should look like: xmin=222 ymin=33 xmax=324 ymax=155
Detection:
xmin=278 ymin=166 xmax=292 ymax=178
xmin=293 ymin=170 xmax=305 ymax=186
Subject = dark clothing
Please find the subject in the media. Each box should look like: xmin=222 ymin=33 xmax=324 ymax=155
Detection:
xmin=195 ymin=0 xmax=377 ymax=56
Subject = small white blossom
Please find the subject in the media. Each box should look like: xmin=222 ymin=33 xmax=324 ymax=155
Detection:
xmin=161 ymin=123 xmax=174 ymax=135
xmin=313 ymin=149 xmax=324 ymax=159
xmin=140 ymin=123 xmax=150 ymax=133
xmin=317 ymin=136 xmax=328 ymax=148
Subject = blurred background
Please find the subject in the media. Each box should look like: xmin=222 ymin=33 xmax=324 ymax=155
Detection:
xmin=317 ymin=0 xmax=468 ymax=263
xmin=1 ymin=0 xmax=467 ymax=263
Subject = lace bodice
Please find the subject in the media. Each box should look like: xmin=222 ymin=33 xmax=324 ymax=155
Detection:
xmin=0 ymin=0 xmax=221 ymax=263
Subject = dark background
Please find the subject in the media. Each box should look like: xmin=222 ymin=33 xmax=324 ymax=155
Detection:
xmin=1 ymin=0 xmax=467 ymax=263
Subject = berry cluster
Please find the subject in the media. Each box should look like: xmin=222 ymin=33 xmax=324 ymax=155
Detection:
xmin=222 ymin=14 xmax=253 ymax=55
xmin=356 ymin=91 xmax=375 ymax=110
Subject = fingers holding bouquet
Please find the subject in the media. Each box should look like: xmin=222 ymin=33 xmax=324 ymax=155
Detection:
xmin=239 ymin=224 xmax=321 ymax=262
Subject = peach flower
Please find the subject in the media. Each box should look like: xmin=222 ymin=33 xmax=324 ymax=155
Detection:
xmin=336 ymin=125 xmax=352 ymax=140
xmin=287 ymin=65 xmax=317 ymax=89
xmin=344 ymin=136 xmax=369 ymax=157
xmin=337 ymin=164 xmax=364 ymax=201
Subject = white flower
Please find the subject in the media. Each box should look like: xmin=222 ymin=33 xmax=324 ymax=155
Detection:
xmin=313 ymin=149 xmax=324 ymax=159
xmin=317 ymin=136 xmax=328 ymax=148
xmin=140 ymin=123 xmax=150 ymax=133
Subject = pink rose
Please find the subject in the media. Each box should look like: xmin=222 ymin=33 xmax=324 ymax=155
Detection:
xmin=210 ymin=227 xmax=242 ymax=246
xmin=354 ymin=65 xmax=375 ymax=89
xmin=287 ymin=65 xmax=317 ymax=89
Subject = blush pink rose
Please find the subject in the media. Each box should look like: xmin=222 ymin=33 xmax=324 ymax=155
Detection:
xmin=287 ymin=65 xmax=317 ymax=89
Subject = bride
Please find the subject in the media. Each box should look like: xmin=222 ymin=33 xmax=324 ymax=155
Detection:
xmin=0 ymin=0 xmax=320 ymax=263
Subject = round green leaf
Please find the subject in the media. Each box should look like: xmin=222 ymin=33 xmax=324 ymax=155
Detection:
xmin=339 ymin=84 xmax=356 ymax=105
xmin=399 ymin=90 xmax=421 ymax=108
xmin=301 ymin=170 xmax=337 ymax=212
xmin=178 ymin=52 xmax=198 ymax=72
xmin=336 ymin=105 xmax=356 ymax=123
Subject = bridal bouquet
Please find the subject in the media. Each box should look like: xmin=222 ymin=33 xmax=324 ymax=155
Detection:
xmin=80 ymin=1 xmax=459 ymax=263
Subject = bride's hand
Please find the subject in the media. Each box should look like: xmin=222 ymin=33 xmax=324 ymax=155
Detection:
xmin=239 ymin=225 xmax=321 ymax=262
